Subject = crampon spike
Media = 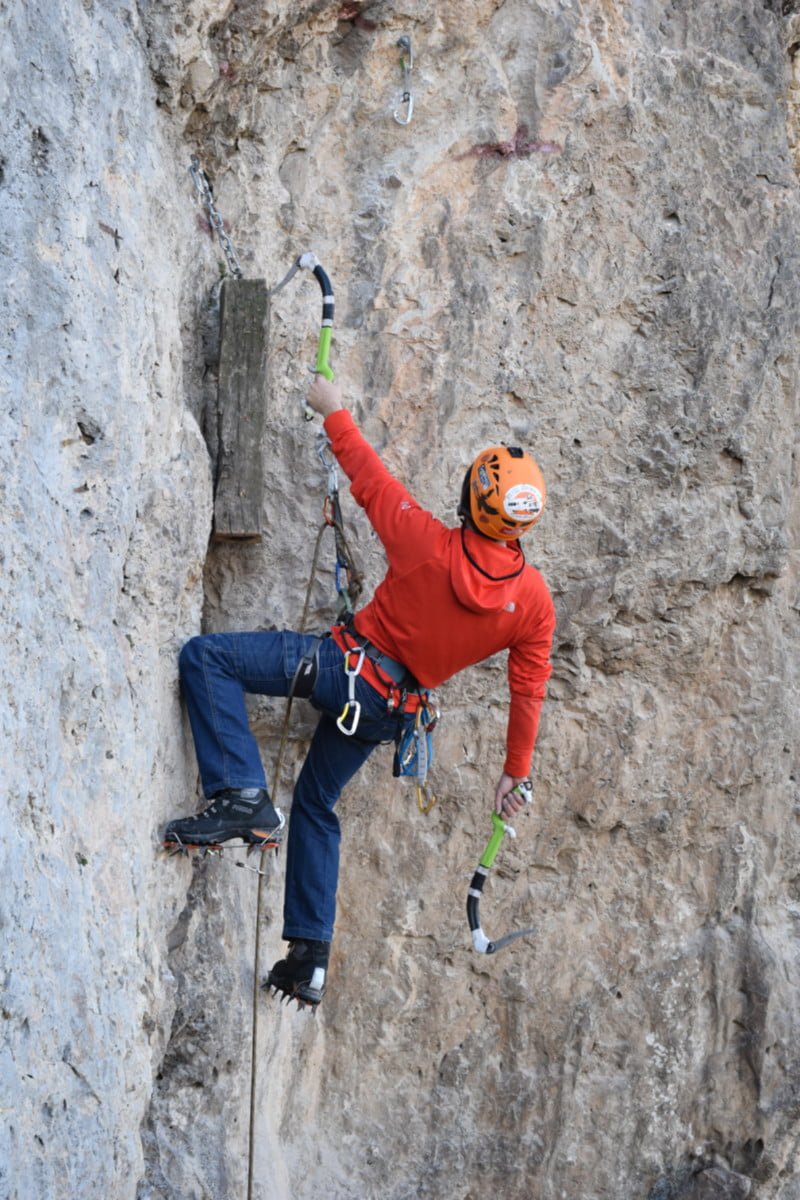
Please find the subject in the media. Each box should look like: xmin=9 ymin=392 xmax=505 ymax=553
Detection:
xmin=162 ymin=836 xmax=279 ymax=874
xmin=162 ymin=837 xmax=223 ymax=855
xmin=261 ymin=978 xmax=321 ymax=1013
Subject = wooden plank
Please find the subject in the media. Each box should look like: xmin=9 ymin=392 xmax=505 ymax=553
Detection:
xmin=212 ymin=277 xmax=269 ymax=541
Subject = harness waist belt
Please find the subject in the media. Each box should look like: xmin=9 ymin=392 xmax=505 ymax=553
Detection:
xmin=346 ymin=630 xmax=420 ymax=691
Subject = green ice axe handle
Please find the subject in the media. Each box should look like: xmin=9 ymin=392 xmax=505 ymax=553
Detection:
xmin=315 ymin=325 xmax=334 ymax=382
xmin=482 ymin=811 xmax=509 ymax=868
xmin=467 ymin=810 xmax=536 ymax=954
xmin=298 ymin=253 xmax=334 ymax=421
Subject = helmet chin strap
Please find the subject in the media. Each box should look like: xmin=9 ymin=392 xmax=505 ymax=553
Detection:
xmin=460 ymin=526 xmax=525 ymax=582
xmin=457 ymin=465 xmax=472 ymax=523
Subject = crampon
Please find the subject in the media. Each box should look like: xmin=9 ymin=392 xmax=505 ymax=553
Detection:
xmin=263 ymin=940 xmax=328 ymax=1012
xmin=162 ymin=832 xmax=282 ymax=876
xmin=263 ymin=981 xmax=321 ymax=1013
xmin=162 ymin=789 xmax=285 ymax=872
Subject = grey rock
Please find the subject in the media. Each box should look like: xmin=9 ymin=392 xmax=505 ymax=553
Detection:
xmin=2 ymin=1 xmax=800 ymax=1198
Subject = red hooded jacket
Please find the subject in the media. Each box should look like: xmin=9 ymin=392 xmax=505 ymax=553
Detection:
xmin=325 ymin=410 xmax=555 ymax=777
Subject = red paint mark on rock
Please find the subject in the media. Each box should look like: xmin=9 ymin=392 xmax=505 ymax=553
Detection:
xmin=463 ymin=124 xmax=562 ymax=160
xmin=337 ymin=3 xmax=377 ymax=29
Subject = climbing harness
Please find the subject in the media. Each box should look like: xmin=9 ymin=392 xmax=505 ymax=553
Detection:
xmin=394 ymin=703 xmax=439 ymax=813
xmin=189 ymin=155 xmax=244 ymax=279
xmin=289 ymin=637 xmax=322 ymax=700
xmin=393 ymin=35 xmax=414 ymax=125
xmin=467 ymin=781 xmax=537 ymax=954
xmin=332 ymin=615 xmax=439 ymax=803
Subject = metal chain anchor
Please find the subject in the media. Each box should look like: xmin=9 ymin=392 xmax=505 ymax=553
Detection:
xmin=189 ymin=155 xmax=244 ymax=279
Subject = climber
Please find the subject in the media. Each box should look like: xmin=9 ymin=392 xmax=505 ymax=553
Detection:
xmin=164 ymin=375 xmax=555 ymax=1007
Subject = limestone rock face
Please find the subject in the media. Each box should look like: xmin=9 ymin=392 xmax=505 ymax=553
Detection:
xmin=2 ymin=2 xmax=800 ymax=1198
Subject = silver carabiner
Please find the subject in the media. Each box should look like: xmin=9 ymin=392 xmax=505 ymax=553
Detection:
xmin=336 ymin=647 xmax=365 ymax=736
xmin=393 ymin=91 xmax=413 ymax=126
xmin=336 ymin=700 xmax=362 ymax=737
xmin=317 ymin=435 xmax=339 ymax=498
xmin=393 ymin=36 xmax=414 ymax=126
xmin=342 ymin=646 xmax=365 ymax=677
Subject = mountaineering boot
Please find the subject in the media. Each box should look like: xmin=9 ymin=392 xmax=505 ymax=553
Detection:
xmin=264 ymin=940 xmax=330 ymax=1007
xmin=163 ymin=788 xmax=284 ymax=849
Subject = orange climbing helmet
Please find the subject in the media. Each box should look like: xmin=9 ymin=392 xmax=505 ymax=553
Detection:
xmin=459 ymin=445 xmax=546 ymax=541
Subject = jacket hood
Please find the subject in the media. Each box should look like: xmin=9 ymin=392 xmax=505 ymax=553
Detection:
xmin=450 ymin=526 xmax=526 ymax=613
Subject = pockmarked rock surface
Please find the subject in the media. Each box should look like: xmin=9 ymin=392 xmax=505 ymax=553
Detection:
xmin=2 ymin=2 xmax=799 ymax=1198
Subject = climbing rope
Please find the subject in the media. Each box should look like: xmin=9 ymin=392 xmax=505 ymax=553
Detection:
xmin=246 ymin=498 xmax=352 ymax=1196
xmin=247 ymin=255 xmax=359 ymax=1200
xmin=246 ymin=520 xmax=326 ymax=1200
xmin=181 ymin=184 xmax=365 ymax=1190
xmin=318 ymin=437 xmax=364 ymax=620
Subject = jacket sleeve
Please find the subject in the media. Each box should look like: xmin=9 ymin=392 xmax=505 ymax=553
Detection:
xmin=503 ymin=583 xmax=556 ymax=777
xmin=324 ymin=409 xmax=448 ymax=569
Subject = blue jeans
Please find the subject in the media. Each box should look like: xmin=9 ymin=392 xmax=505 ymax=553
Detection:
xmin=178 ymin=631 xmax=411 ymax=943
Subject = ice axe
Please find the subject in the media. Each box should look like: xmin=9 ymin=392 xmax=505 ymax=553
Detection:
xmin=270 ymin=250 xmax=335 ymax=417
xmin=467 ymin=787 xmax=537 ymax=954
xmin=297 ymin=251 xmax=334 ymax=382
xmin=297 ymin=252 xmax=334 ymax=419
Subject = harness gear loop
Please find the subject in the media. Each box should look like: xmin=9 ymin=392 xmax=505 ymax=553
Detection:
xmin=189 ymin=155 xmax=244 ymax=280
xmin=289 ymin=637 xmax=322 ymax=700
xmin=466 ymin=785 xmax=537 ymax=954
xmin=337 ymin=646 xmax=365 ymax=736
